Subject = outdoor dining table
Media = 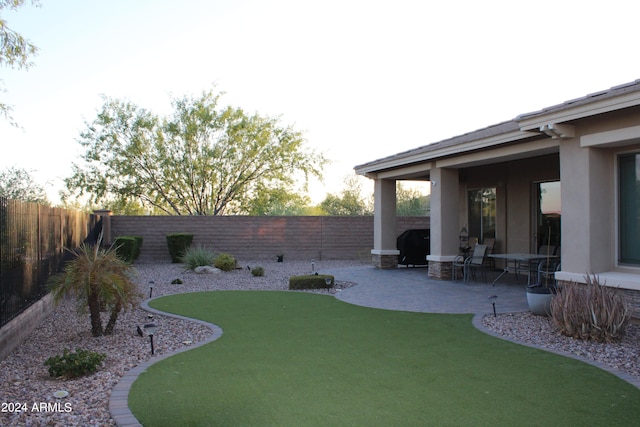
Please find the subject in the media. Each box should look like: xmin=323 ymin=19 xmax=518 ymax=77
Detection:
xmin=488 ymin=253 xmax=558 ymax=286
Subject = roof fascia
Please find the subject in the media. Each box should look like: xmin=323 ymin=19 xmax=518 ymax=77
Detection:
xmin=354 ymin=129 xmax=536 ymax=175
xmin=518 ymin=90 xmax=640 ymax=131
xmin=436 ymin=138 xmax=559 ymax=168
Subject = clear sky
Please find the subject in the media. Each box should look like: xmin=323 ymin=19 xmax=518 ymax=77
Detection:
xmin=1 ymin=0 xmax=639 ymax=205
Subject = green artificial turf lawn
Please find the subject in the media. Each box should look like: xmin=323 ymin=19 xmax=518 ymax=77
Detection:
xmin=129 ymin=291 xmax=640 ymax=426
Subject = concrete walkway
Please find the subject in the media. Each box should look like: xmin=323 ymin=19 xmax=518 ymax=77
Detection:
xmin=326 ymin=265 xmax=529 ymax=315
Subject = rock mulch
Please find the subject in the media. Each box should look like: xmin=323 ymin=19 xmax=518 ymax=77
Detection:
xmin=0 ymin=260 xmax=359 ymax=426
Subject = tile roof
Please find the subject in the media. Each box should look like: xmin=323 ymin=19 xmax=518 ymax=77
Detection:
xmin=516 ymin=79 xmax=640 ymax=121
xmin=356 ymin=79 xmax=640 ymax=172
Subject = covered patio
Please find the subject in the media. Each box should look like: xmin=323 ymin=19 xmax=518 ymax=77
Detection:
xmin=355 ymin=80 xmax=640 ymax=316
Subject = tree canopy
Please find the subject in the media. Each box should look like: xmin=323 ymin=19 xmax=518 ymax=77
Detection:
xmin=0 ymin=0 xmax=40 ymax=123
xmin=0 ymin=165 xmax=48 ymax=203
xmin=64 ymin=89 xmax=327 ymax=215
xmin=320 ymin=174 xmax=373 ymax=216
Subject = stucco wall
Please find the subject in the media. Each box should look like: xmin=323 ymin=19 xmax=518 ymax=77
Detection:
xmin=111 ymin=216 xmax=429 ymax=262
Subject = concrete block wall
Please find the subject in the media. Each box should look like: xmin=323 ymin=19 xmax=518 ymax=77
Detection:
xmin=0 ymin=294 xmax=55 ymax=361
xmin=111 ymin=216 xmax=429 ymax=263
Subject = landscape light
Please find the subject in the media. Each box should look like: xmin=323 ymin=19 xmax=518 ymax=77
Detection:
xmin=488 ymin=295 xmax=498 ymax=317
xmin=143 ymin=323 xmax=157 ymax=354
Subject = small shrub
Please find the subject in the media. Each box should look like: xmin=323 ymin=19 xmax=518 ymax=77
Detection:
xmin=166 ymin=233 xmax=193 ymax=263
xmin=550 ymin=275 xmax=631 ymax=342
xmin=181 ymin=245 xmax=216 ymax=270
xmin=251 ymin=266 xmax=265 ymax=277
xmin=289 ymin=274 xmax=334 ymax=290
xmin=171 ymin=278 xmax=183 ymax=285
xmin=214 ymin=253 xmax=236 ymax=271
xmin=132 ymin=235 xmax=143 ymax=260
xmin=44 ymin=348 xmax=107 ymax=379
xmin=114 ymin=236 xmax=138 ymax=263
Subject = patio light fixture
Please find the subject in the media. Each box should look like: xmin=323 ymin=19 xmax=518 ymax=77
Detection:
xmin=148 ymin=281 xmax=155 ymax=298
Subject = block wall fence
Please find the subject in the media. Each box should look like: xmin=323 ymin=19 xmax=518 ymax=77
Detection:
xmin=109 ymin=215 xmax=429 ymax=263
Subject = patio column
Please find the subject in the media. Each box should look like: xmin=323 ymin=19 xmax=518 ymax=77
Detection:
xmin=371 ymin=178 xmax=398 ymax=269
xmin=427 ymin=167 xmax=459 ymax=279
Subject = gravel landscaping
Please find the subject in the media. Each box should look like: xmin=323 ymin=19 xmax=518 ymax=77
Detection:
xmin=1 ymin=259 xmax=638 ymax=426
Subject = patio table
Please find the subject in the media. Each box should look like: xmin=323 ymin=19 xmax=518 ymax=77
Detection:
xmin=488 ymin=253 xmax=558 ymax=286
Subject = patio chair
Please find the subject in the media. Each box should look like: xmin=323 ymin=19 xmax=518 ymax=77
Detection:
xmin=515 ymin=245 xmax=556 ymax=283
xmin=452 ymin=244 xmax=488 ymax=283
xmin=535 ymin=260 xmax=561 ymax=288
xmin=482 ymin=238 xmax=496 ymax=269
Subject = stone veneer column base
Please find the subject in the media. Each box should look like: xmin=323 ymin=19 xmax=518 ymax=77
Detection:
xmin=428 ymin=260 xmax=453 ymax=280
xmin=371 ymin=252 xmax=399 ymax=269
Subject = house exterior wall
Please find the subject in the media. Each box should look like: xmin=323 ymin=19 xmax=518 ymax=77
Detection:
xmin=557 ymin=109 xmax=640 ymax=290
xmin=110 ymin=216 xmax=429 ymax=263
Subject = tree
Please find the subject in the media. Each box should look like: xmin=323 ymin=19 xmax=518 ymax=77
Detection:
xmin=48 ymin=240 xmax=140 ymax=337
xmin=244 ymin=183 xmax=314 ymax=215
xmin=396 ymin=182 xmax=429 ymax=216
xmin=64 ymin=89 xmax=327 ymax=215
xmin=0 ymin=0 xmax=40 ymax=123
xmin=0 ymin=165 xmax=48 ymax=203
xmin=320 ymin=174 xmax=372 ymax=215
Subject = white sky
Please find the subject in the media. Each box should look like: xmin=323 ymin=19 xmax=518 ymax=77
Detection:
xmin=1 ymin=0 xmax=639 ymax=205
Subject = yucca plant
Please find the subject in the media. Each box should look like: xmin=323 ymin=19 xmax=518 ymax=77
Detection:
xmin=48 ymin=238 xmax=140 ymax=337
xmin=550 ymin=274 xmax=631 ymax=342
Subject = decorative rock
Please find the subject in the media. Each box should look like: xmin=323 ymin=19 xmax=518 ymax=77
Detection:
xmin=194 ymin=266 xmax=222 ymax=274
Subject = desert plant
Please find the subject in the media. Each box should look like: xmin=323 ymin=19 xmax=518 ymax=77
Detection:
xmin=48 ymin=239 xmax=140 ymax=337
xmin=44 ymin=348 xmax=107 ymax=379
xmin=251 ymin=266 xmax=265 ymax=277
xmin=214 ymin=253 xmax=236 ymax=271
xmin=550 ymin=274 xmax=631 ymax=342
xmin=181 ymin=245 xmax=216 ymax=270
xmin=166 ymin=233 xmax=193 ymax=263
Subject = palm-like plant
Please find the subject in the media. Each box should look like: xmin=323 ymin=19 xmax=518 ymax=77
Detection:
xmin=49 ymin=240 xmax=140 ymax=337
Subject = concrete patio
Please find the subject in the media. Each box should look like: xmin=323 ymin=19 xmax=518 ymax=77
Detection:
xmin=325 ymin=265 xmax=529 ymax=315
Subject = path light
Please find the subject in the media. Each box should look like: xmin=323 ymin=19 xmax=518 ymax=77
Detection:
xmin=488 ymin=295 xmax=498 ymax=317
xmin=311 ymin=259 xmax=315 ymax=272
xmin=148 ymin=281 xmax=155 ymax=298
xmin=325 ymin=277 xmax=332 ymax=288
xmin=143 ymin=323 xmax=157 ymax=355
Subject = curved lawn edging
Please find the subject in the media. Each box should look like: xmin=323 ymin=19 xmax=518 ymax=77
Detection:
xmin=471 ymin=313 xmax=640 ymax=390
xmin=109 ymin=298 xmax=224 ymax=427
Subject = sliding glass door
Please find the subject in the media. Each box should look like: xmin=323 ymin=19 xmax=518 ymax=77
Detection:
xmin=467 ymin=188 xmax=496 ymax=243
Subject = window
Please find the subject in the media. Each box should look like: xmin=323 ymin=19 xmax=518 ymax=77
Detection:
xmin=468 ymin=188 xmax=496 ymax=242
xmin=619 ymin=153 xmax=640 ymax=265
